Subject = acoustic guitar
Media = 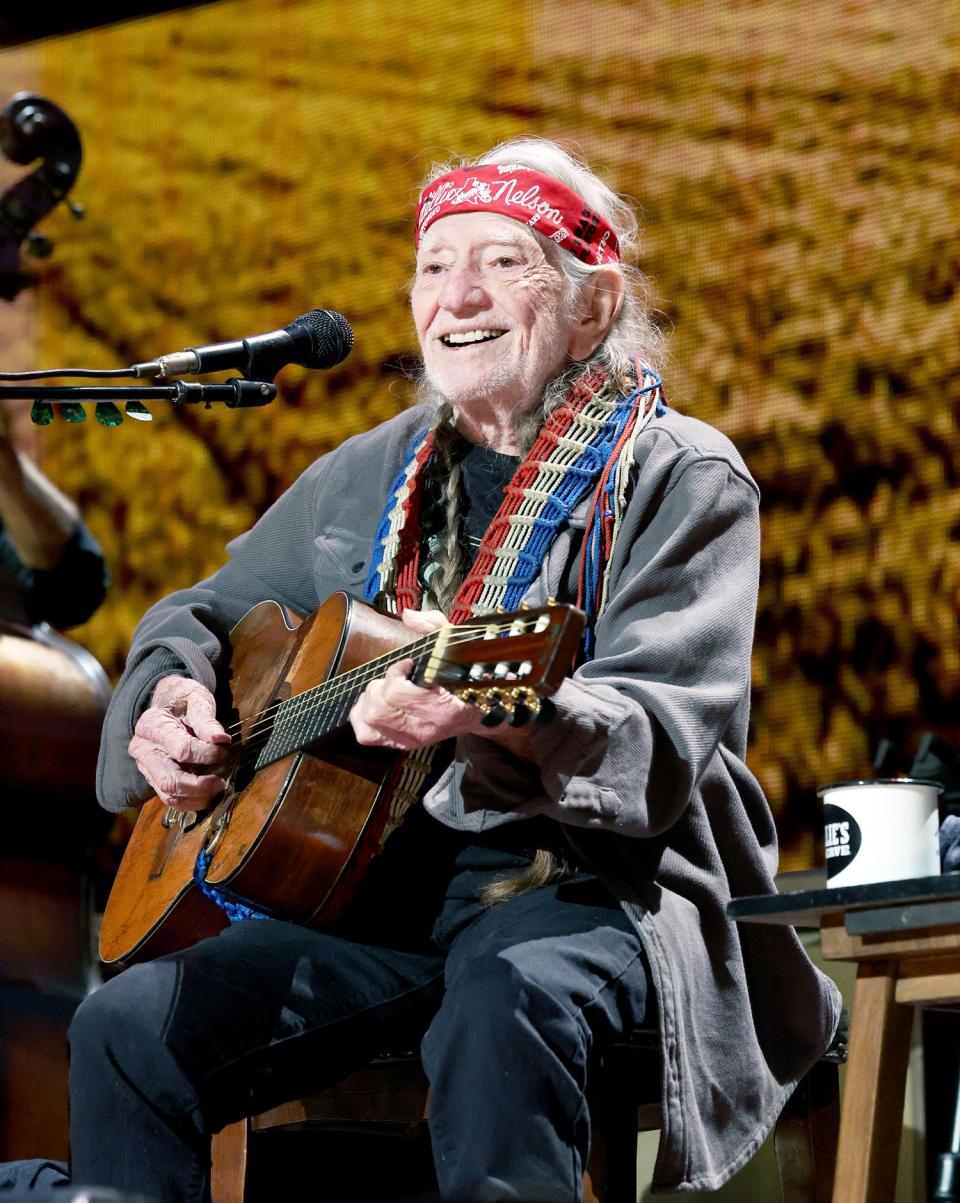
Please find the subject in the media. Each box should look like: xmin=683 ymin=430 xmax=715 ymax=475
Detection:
xmin=99 ymin=591 xmax=585 ymax=968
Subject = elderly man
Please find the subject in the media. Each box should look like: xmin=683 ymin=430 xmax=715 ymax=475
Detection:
xmin=69 ymin=138 xmax=841 ymax=1202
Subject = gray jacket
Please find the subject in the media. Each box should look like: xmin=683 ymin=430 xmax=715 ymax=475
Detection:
xmin=97 ymin=402 xmax=842 ymax=1193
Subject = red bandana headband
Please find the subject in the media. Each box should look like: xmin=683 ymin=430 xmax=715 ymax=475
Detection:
xmin=415 ymin=164 xmax=620 ymax=266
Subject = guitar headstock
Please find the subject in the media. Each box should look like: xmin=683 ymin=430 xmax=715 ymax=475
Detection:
xmin=412 ymin=603 xmax=586 ymax=721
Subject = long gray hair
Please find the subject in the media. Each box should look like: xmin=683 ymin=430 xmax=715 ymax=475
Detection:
xmin=416 ymin=138 xmax=664 ymax=610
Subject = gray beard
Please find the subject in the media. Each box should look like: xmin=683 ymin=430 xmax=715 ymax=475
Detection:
xmin=416 ymin=361 xmax=584 ymax=455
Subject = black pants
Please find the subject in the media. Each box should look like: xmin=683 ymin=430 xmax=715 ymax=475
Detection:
xmin=68 ymin=813 xmax=651 ymax=1203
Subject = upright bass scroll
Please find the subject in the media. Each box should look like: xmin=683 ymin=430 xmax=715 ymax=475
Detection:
xmin=0 ymin=92 xmax=85 ymax=297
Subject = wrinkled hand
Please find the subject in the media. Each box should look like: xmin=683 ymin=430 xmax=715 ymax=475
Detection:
xmin=349 ymin=609 xmax=534 ymax=758
xmin=350 ymin=609 xmax=485 ymax=751
xmin=128 ymin=675 xmax=231 ymax=811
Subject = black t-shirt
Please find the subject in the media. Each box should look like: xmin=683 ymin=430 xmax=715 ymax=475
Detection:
xmin=460 ymin=445 xmax=521 ymax=545
xmin=420 ymin=444 xmax=521 ymax=601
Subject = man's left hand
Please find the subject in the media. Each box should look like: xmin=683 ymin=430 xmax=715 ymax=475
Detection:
xmin=349 ymin=609 xmax=484 ymax=750
xmin=349 ymin=608 xmax=534 ymax=758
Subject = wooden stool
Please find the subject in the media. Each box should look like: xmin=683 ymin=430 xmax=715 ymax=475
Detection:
xmin=819 ymin=910 xmax=960 ymax=1203
xmin=211 ymin=1030 xmax=842 ymax=1203
xmin=729 ymin=872 xmax=960 ymax=1203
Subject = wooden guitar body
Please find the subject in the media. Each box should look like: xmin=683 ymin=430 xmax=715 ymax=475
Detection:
xmin=99 ymin=593 xmax=584 ymax=969
xmin=99 ymin=593 xmax=411 ymax=967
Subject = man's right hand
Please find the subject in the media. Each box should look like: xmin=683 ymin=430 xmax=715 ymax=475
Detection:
xmin=128 ymin=675 xmax=231 ymax=812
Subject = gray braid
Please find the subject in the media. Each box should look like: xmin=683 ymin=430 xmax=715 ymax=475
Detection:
xmin=422 ymin=404 xmax=469 ymax=613
xmin=411 ymin=139 xmax=650 ymax=899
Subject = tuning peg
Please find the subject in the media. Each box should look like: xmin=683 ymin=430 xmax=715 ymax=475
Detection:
xmin=25 ymin=232 xmax=53 ymax=258
xmin=507 ymin=704 xmax=531 ymax=728
xmin=546 ymin=596 xmax=557 ymax=607
xmin=481 ymin=704 xmax=508 ymax=728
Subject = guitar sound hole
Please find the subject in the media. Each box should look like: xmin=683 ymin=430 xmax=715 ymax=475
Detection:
xmin=232 ymin=759 xmax=256 ymax=792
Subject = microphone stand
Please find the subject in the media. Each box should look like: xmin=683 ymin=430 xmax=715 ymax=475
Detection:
xmin=0 ymin=378 xmax=277 ymax=416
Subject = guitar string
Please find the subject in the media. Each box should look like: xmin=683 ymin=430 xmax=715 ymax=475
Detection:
xmin=217 ymin=630 xmax=549 ymax=780
xmin=226 ymin=628 xmax=543 ymax=751
xmin=221 ymin=628 xmax=440 ymax=741
xmin=219 ymin=620 xmax=552 ymax=749
xmin=223 ymin=632 xmax=436 ymax=745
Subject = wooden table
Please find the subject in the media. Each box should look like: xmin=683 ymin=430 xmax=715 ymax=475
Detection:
xmin=729 ymin=871 xmax=960 ymax=1203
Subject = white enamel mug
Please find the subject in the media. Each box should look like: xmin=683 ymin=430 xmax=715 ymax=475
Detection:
xmin=818 ymin=777 xmax=942 ymax=888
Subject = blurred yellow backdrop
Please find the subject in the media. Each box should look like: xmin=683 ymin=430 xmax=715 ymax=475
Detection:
xmin=0 ymin=0 xmax=957 ymax=867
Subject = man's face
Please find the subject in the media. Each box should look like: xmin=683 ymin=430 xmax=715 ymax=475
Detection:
xmin=411 ymin=213 xmax=574 ymax=419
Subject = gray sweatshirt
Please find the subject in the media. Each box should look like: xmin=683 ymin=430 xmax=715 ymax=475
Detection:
xmin=97 ymin=402 xmax=841 ymax=1193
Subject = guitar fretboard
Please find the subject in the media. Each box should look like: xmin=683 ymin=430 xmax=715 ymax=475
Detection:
xmin=252 ymin=632 xmax=436 ymax=770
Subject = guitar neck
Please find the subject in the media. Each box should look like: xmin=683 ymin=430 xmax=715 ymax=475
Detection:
xmin=253 ymin=632 xmax=436 ymax=770
xmin=249 ymin=602 xmax=583 ymax=771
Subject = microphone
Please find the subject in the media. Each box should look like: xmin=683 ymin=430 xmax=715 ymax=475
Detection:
xmin=131 ymin=309 xmax=354 ymax=381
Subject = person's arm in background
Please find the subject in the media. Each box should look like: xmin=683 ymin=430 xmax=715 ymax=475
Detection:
xmin=0 ymin=403 xmax=79 ymax=569
xmin=0 ymin=404 xmax=108 ymax=627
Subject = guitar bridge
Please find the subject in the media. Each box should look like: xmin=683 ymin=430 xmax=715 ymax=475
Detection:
xmin=161 ymin=805 xmax=198 ymax=832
